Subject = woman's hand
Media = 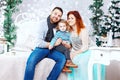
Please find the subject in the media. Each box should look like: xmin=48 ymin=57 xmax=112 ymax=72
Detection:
xmin=62 ymin=41 xmax=68 ymax=45
xmin=62 ymin=41 xmax=71 ymax=49
xmin=70 ymin=52 xmax=78 ymax=59
xmin=70 ymin=51 xmax=80 ymax=59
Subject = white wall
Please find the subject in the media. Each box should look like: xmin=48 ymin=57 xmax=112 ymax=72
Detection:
xmin=15 ymin=0 xmax=111 ymax=34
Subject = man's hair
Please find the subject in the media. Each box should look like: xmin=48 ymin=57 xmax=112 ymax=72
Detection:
xmin=52 ymin=7 xmax=63 ymax=14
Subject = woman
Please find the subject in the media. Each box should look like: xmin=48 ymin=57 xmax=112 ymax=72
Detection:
xmin=66 ymin=11 xmax=105 ymax=80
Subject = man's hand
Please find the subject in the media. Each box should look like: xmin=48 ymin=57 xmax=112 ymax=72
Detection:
xmin=49 ymin=45 xmax=53 ymax=50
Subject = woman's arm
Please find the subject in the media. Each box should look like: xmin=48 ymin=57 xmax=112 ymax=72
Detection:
xmin=80 ymin=28 xmax=89 ymax=51
xmin=77 ymin=28 xmax=89 ymax=53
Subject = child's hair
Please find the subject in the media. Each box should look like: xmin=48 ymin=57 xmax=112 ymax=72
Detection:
xmin=56 ymin=19 xmax=70 ymax=32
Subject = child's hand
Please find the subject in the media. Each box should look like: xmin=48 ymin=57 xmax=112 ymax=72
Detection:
xmin=49 ymin=45 xmax=53 ymax=50
xmin=54 ymin=38 xmax=62 ymax=46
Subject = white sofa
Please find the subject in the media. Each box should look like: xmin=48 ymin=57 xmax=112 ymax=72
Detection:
xmin=0 ymin=51 xmax=67 ymax=80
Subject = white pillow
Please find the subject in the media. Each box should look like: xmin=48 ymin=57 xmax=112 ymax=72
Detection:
xmin=15 ymin=21 xmax=40 ymax=51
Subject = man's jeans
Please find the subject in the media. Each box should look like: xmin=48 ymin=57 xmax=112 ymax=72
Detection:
xmin=24 ymin=47 xmax=66 ymax=80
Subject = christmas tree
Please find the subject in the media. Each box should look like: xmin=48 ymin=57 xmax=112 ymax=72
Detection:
xmin=3 ymin=0 xmax=22 ymax=51
xmin=103 ymin=0 xmax=120 ymax=39
xmin=89 ymin=0 xmax=104 ymax=46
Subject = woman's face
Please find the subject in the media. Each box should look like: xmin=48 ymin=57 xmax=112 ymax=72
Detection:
xmin=67 ymin=14 xmax=76 ymax=26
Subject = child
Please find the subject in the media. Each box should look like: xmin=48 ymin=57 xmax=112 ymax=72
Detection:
xmin=49 ymin=19 xmax=78 ymax=73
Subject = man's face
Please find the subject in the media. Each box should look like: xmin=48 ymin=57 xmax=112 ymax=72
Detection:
xmin=50 ymin=9 xmax=62 ymax=23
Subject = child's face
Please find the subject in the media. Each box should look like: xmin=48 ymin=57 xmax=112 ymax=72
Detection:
xmin=58 ymin=23 xmax=67 ymax=31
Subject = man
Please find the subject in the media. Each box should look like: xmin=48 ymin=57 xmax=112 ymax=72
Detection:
xmin=24 ymin=7 xmax=66 ymax=80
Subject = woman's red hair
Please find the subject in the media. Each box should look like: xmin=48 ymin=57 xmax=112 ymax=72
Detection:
xmin=67 ymin=11 xmax=85 ymax=35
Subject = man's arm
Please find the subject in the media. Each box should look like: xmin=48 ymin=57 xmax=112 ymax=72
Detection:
xmin=36 ymin=20 xmax=49 ymax=48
